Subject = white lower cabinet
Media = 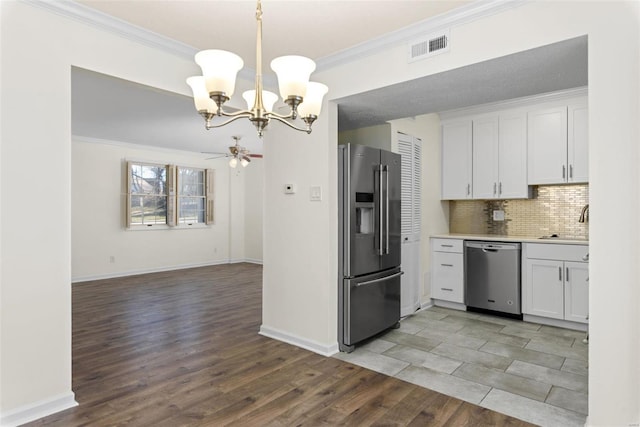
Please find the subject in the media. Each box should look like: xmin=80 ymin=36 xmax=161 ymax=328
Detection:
xmin=524 ymin=244 xmax=589 ymax=324
xmin=526 ymin=259 xmax=565 ymax=319
xmin=430 ymin=238 xmax=464 ymax=304
xmin=564 ymin=261 xmax=589 ymax=323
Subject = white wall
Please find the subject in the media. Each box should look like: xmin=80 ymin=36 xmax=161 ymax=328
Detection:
xmin=244 ymin=158 xmax=264 ymax=263
xmin=0 ymin=1 xmax=260 ymax=422
xmin=71 ymin=139 xmax=233 ymax=281
xmin=1 ymin=0 xmax=639 ymax=425
xmin=263 ymin=1 xmax=639 ymax=425
xmin=388 ymin=114 xmax=449 ymax=304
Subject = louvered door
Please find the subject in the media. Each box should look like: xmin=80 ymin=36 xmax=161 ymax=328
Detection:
xmin=397 ymin=132 xmax=421 ymax=316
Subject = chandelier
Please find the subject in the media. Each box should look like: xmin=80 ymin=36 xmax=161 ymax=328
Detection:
xmin=186 ymin=0 xmax=328 ymax=138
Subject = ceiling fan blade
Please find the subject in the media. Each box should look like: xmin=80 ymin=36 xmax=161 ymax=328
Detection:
xmin=248 ymin=154 xmax=263 ymax=158
xmin=201 ymin=151 xmax=229 ymax=160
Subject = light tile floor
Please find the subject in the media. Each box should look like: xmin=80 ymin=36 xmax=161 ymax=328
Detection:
xmin=334 ymin=306 xmax=588 ymax=427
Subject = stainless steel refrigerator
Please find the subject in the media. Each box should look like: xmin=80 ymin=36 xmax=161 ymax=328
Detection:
xmin=338 ymin=144 xmax=402 ymax=353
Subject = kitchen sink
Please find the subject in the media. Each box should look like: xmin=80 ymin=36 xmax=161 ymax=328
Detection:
xmin=538 ymin=234 xmax=588 ymax=241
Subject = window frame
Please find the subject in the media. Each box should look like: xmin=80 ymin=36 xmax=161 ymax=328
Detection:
xmin=126 ymin=161 xmax=214 ymax=230
xmin=126 ymin=161 xmax=170 ymax=229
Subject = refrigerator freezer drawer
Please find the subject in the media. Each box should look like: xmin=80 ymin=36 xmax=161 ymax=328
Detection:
xmin=342 ymin=268 xmax=401 ymax=346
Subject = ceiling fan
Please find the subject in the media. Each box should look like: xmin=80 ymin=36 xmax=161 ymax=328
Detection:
xmin=204 ymin=136 xmax=263 ymax=168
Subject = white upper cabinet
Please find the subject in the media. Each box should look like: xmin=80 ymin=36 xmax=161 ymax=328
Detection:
xmin=441 ymin=120 xmax=472 ymax=200
xmin=472 ymin=112 xmax=528 ymax=199
xmin=527 ymin=97 xmax=588 ymax=185
xmin=441 ymin=90 xmax=588 ymax=199
xmin=527 ymin=106 xmax=568 ymax=185
xmin=568 ymin=101 xmax=589 ymax=183
xmin=471 ymin=116 xmax=499 ymax=199
xmin=498 ymin=111 xmax=529 ymax=198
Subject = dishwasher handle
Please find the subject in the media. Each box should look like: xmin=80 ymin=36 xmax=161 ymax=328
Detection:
xmin=464 ymin=241 xmax=521 ymax=251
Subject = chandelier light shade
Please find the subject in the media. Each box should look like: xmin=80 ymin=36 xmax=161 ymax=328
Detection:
xmin=186 ymin=0 xmax=328 ymax=137
xmin=242 ymin=89 xmax=278 ymax=112
xmin=297 ymin=82 xmax=329 ymax=118
xmin=185 ymin=76 xmax=216 ymax=113
xmin=270 ymin=55 xmax=316 ymax=100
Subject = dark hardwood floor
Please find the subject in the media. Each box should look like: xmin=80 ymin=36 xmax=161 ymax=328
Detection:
xmin=27 ymin=263 xmax=534 ymax=426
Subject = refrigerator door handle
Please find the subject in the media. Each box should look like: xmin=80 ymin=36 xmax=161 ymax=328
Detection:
xmin=354 ymin=271 xmax=404 ymax=287
xmin=378 ymin=164 xmax=384 ymax=255
xmin=384 ymin=164 xmax=390 ymax=255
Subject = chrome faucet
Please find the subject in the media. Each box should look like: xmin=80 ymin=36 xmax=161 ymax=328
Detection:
xmin=579 ymin=204 xmax=589 ymax=223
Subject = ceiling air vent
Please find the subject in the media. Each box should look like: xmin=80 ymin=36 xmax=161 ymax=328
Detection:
xmin=408 ymin=29 xmax=450 ymax=62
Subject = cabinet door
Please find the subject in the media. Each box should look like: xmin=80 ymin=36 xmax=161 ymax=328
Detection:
xmin=498 ymin=112 xmax=529 ymax=198
xmin=568 ymin=102 xmax=588 ymax=183
xmin=525 ymin=259 xmax=564 ymax=319
xmin=442 ymin=120 xmax=472 ymax=200
xmin=564 ymin=261 xmax=589 ymax=323
xmin=472 ymin=116 xmax=499 ymax=199
xmin=431 ymin=252 xmax=464 ymax=303
xmin=527 ymin=107 xmax=568 ymax=185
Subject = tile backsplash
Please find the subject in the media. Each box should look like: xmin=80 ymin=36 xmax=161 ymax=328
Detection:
xmin=449 ymin=184 xmax=589 ymax=239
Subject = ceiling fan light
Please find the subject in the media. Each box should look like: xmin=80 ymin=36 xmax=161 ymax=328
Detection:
xmin=229 ymin=157 xmax=238 ymax=168
xmin=195 ymin=49 xmax=244 ymax=97
xmin=186 ymin=76 xmax=216 ymax=112
xmin=298 ymin=82 xmax=329 ymax=117
xmin=270 ymin=55 xmax=316 ymax=100
xmin=240 ymin=157 xmax=250 ymax=167
xmin=242 ymin=89 xmax=278 ymax=112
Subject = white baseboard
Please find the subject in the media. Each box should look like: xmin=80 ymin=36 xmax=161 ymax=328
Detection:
xmin=0 ymin=392 xmax=77 ymax=427
xmin=523 ymin=314 xmax=588 ymax=332
xmin=432 ymin=299 xmax=467 ymax=311
xmin=420 ymin=301 xmax=434 ymax=310
xmin=242 ymin=258 xmax=263 ymax=265
xmin=259 ymin=325 xmax=339 ymax=357
xmin=72 ymin=258 xmax=263 ymax=283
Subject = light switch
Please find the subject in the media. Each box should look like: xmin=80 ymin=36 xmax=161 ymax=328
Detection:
xmin=310 ymin=186 xmax=322 ymax=201
xmin=493 ymin=210 xmax=505 ymax=221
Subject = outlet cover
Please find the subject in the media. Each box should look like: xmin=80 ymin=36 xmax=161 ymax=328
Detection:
xmin=493 ymin=210 xmax=505 ymax=221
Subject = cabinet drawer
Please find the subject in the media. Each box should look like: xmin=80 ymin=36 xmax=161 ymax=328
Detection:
xmin=431 ymin=252 xmax=464 ymax=303
xmin=526 ymin=243 xmax=589 ymax=262
xmin=431 ymin=238 xmax=463 ymax=253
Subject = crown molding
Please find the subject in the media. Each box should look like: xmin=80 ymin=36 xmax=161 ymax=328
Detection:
xmin=438 ymin=86 xmax=588 ymax=121
xmin=25 ymin=0 xmax=527 ymax=75
xmin=23 ymin=0 xmax=275 ymax=85
xmin=23 ymin=0 xmax=197 ymax=59
xmin=315 ymin=0 xmax=529 ymax=72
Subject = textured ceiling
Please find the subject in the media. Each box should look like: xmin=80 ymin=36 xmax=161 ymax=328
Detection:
xmin=337 ymin=36 xmax=588 ymax=130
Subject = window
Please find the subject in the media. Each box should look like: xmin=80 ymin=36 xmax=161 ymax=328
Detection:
xmin=127 ymin=162 xmax=214 ymax=228
xmin=129 ymin=163 xmax=168 ymax=226
xmin=178 ymin=167 xmax=205 ymax=224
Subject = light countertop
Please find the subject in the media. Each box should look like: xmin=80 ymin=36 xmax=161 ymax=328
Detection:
xmin=431 ymin=233 xmax=589 ymax=245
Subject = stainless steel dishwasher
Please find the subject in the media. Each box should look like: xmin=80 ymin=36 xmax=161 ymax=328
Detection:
xmin=464 ymin=241 xmax=522 ymax=317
